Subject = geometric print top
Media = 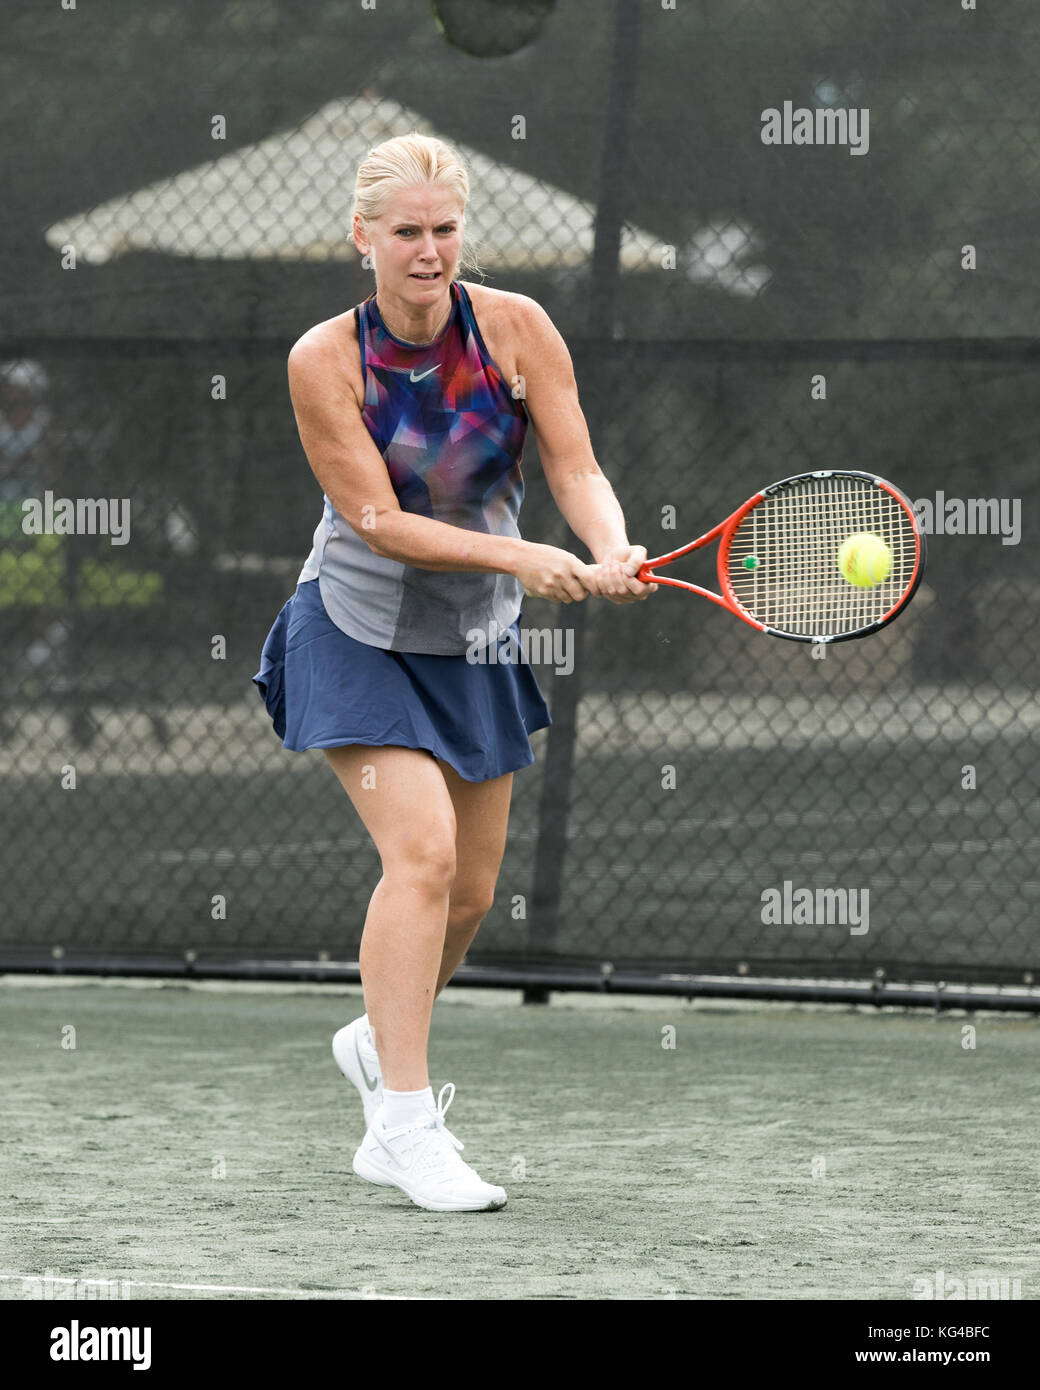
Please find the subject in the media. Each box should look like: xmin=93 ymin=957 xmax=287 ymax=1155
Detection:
xmin=298 ymin=278 xmax=529 ymax=654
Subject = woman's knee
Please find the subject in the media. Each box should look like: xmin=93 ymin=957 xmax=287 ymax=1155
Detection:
xmin=384 ymin=829 xmax=457 ymax=897
xmin=447 ymin=880 xmax=497 ymax=932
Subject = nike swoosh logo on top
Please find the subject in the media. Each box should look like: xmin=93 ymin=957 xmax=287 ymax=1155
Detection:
xmin=355 ymin=1035 xmax=380 ymax=1091
xmin=409 ymin=365 xmax=440 ymax=382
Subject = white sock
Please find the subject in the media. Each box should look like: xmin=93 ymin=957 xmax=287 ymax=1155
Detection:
xmin=382 ymin=1086 xmax=436 ymax=1131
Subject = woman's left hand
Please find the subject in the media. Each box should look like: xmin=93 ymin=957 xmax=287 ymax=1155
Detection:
xmin=588 ymin=544 xmax=658 ymax=603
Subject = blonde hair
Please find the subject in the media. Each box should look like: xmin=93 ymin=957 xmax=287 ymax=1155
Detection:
xmin=352 ymin=132 xmax=481 ymax=279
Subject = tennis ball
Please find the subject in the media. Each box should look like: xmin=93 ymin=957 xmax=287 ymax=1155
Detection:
xmin=837 ymin=533 xmax=891 ymax=587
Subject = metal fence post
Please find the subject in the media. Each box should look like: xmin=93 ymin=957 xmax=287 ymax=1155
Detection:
xmin=525 ymin=0 xmax=643 ymax=1000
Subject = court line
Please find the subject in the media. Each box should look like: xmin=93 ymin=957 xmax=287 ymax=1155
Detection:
xmin=0 ymin=1272 xmax=416 ymax=1300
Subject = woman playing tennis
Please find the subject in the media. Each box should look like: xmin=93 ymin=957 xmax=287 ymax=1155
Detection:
xmin=253 ymin=132 xmax=655 ymax=1212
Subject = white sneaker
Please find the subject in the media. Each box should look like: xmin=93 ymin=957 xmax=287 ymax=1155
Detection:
xmin=352 ymin=1083 xmax=507 ymax=1213
xmin=332 ymin=1016 xmax=382 ymax=1129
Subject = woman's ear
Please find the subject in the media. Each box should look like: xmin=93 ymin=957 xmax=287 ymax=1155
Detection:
xmin=352 ymin=214 xmax=369 ymax=256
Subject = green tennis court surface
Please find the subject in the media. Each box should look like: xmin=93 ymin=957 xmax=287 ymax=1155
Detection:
xmin=2 ymin=979 xmax=1036 ymax=1301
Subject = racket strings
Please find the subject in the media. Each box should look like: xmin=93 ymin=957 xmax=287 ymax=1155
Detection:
xmin=725 ymin=477 xmax=918 ymax=638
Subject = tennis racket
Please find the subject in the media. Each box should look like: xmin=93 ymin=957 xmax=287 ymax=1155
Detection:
xmin=636 ymin=469 xmax=925 ymax=643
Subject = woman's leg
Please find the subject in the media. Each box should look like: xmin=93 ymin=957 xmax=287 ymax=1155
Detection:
xmin=323 ymin=744 xmax=457 ymax=1093
xmin=434 ymin=760 xmax=514 ymax=995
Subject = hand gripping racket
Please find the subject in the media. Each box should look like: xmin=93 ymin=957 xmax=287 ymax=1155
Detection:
xmin=637 ymin=469 xmax=926 ymax=643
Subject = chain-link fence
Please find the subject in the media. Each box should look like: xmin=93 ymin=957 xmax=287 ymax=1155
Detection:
xmin=2 ymin=1 xmax=1038 ymax=990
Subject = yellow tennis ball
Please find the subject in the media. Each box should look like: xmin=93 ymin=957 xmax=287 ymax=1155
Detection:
xmin=837 ymin=533 xmax=891 ymax=587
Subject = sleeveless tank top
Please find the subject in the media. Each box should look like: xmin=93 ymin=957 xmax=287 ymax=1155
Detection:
xmin=297 ymin=279 xmax=528 ymax=654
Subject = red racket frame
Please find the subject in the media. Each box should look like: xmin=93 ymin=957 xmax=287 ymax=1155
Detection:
xmin=636 ymin=469 xmax=926 ymax=643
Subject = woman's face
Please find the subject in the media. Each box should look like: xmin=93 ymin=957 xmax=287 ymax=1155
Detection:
xmin=353 ymin=185 xmax=464 ymax=301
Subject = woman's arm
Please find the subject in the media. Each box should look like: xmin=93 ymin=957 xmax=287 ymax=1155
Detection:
xmin=287 ymin=330 xmax=596 ymax=603
xmin=513 ymin=298 xmax=655 ymax=603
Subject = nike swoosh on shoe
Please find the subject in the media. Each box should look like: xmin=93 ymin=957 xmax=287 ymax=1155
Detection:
xmin=355 ymin=1034 xmax=380 ymax=1092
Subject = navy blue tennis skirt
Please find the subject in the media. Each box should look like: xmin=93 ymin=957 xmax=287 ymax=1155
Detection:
xmin=251 ymin=579 xmax=551 ymax=782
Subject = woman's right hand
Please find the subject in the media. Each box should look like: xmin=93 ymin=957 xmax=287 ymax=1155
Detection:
xmin=513 ymin=543 xmax=597 ymax=604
